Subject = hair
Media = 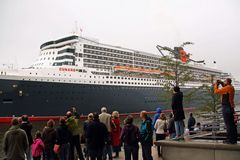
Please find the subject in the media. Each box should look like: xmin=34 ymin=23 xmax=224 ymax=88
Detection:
xmin=35 ymin=131 xmax=42 ymax=139
xmin=21 ymin=115 xmax=29 ymax=122
xmin=11 ymin=118 xmax=19 ymax=126
xmin=112 ymin=111 xmax=119 ymax=118
xmin=189 ymin=112 xmax=193 ymax=117
xmin=140 ymin=111 xmax=148 ymax=119
xmin=47 ymin=119 xmax=55 ymax=128
xmin=125 ymin=115 xmax=134 ymax=124
xmin=196 ymin=122 xmax=201 ymax=126
xmin=173 ymin=86 xmax=180 ymax=92
xmin=66 ymin=111 xmax=72 ymax=118
xmin=101 ymin=107 xmax=107 ymax=113
xmin=93 ymin=112 xmax=99 ymax=121
xmin=88 ymin=113 xmax=93 ymax=120
xmin=159 ymin=113 xmax=167 ymax=120
xmin=226 ymin=78 xmax=232 ymax=84
xmin=59 ymin=117 xmax=66 ymax=124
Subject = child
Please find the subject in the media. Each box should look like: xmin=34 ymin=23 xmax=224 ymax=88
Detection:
xmin=32 ymin=131 xmax=44 ymax=160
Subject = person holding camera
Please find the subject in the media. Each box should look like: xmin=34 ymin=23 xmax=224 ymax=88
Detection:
xmin=214 ymin=78 xmax=237 ymax=144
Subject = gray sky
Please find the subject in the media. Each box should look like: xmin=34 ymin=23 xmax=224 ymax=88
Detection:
xmin=1 ymin=0 xmax=240 ymax=80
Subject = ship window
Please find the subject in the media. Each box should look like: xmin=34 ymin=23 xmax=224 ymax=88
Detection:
xmin=30 ymin=72 xmax=32 ymax=74
xmin=110 ymin=81 xmax=113 ymax=83
xmin=125 ymin=82 xmax=127 ymax=84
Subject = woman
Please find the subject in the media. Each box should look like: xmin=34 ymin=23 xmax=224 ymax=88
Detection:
xmin=154 ymin=113 xmax=167 ymax=157
xmin=120 ymin=115 xmax=140 ymax=160
xmin=42 ymin=119 xmax=58 ymax=160
xmin=111 ymin=111 xmax=121 ymax=158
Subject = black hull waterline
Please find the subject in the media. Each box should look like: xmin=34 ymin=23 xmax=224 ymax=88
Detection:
xmin=0 ymin=79 xmax=240 ymax=117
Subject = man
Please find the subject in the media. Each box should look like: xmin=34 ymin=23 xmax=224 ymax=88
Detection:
xmin=3 ymin=118 xmax=29 ymax=160
xmin=214 ymin=78 xmax=237 ymax=144
xmin=139 ymin=111 xmax=153 ymax=160
xmin=66 ymin=111 xmax=84 ymax=160
xmin=171 ymin=86 xmax=185 ymax=140
xmin=86 ymin=112 xmax=109 ymax=160
xmin=152 ymin=107 xmax=162 ymax=127
xmin=188 ymin=113 xmax=196 ymax=131
xmin=99 ymin=107 xmax=113 ymax=160
xmin=20 ymin=115 xmax=33 ymax=160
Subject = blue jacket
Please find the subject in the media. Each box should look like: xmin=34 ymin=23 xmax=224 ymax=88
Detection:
xmin=140 ymin=117 xmax=153 ymax=145
xmin=152 ymin=107 xmax=162 ymax=127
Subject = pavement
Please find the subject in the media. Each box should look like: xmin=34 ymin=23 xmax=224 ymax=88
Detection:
xmin=112 ymin=145 xmax=162 ymax=160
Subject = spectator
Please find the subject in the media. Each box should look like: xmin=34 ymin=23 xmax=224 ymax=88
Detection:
xmin=56 ymin=117 xmax=71 ymax=160
xmin=42 ymin=119 xmax=58 ymax=160
xmin=3 ymin=118 xmax=29 ymax=160
xmin=171 ymin=86 xmax=185 ymax=140
xmin=20 ymin=115 xmax=33 ymax=160
xmin=32 ymin=131 xmax=45 ymax=160
xmin=86 ymin=112 xmax=109 ymax=160
xmin=214 ymin=78 xmax=237 ymax=144
xmin=139 ymin=111 xmax=153 ymax=160
xmin=154 ymin=113 xmax=167 ymax=157
xmin=194 ymin=122 xmax=201 ymax=132
xmin=167 ymin=113 xmax=176 ymax=139
xmin=66 ymin=111 xmax=84 ymax=160
xmin=70 ymin=107 xmax=80 ymax=119
xmin=99 ymin=107 xmax=113 ymax=160
xmin=188 ymin=113 xmax=196 ymax=131
xmin=121 ymin=115 xmax=140 ymax=160
xmin=83 ymin=113 xmax=94 ymax=160
xmin=111 ymin=111 xmax=121 ymax=158
xmin=152 ymin=107 xmax=162 ymax=127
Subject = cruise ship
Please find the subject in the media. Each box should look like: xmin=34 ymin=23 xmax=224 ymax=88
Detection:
xmin=0 ymin=34 xmax=239 ymax=117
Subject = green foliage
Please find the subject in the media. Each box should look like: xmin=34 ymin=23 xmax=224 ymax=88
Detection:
xmin=197 ymin=84 xmax=221 ymax=113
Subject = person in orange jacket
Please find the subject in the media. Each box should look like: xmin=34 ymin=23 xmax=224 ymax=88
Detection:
xmin=214 ymin=78 xmax=237 ymax=144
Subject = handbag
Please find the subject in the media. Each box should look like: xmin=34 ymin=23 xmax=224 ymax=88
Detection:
xmin=53 ymin=144 xmax=60 ymax=154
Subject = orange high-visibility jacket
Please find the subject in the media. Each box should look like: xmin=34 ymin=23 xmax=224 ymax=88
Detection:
xmin=214 ymin=84 xmax=235 ymax=108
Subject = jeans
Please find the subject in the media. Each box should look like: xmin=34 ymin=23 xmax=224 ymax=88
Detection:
xmin=222 ymin=105 xmax=237 ymax=143
xmin=70 ymin=135 xmax=84 ymax=160
xmin=89 ymin=148 xmax=103 ymax=160
xmin=169 ymin=133 xmax=176 ymax=139
xmin=174 ymin=120 xmax=184 ymax=137
xmin=124 ymin=144 xmax=139 ymax=160
xmin=103 ymin=144 xmax=112 ymax=160
xmin=44 ymin=147 xmax=58 ymax=160
xmin=59 ymin=143 xmax=70 ymax=160
xmin=141 ymin=143 xmax=153 ymax=160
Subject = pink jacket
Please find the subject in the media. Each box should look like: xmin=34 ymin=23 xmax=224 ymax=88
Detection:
xmin=32 ymin=138 xmax=44 ymax=157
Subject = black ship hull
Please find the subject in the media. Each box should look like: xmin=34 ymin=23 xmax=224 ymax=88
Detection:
xmin=0 ymin=79 xmax=239 ymax=117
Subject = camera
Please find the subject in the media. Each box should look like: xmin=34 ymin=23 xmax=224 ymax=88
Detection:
xmin=216 ymin=80 xmax=224 ymax=86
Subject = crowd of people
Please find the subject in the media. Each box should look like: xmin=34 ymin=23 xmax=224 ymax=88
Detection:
xmin=2 ymin=78 xmax=238 ymax=160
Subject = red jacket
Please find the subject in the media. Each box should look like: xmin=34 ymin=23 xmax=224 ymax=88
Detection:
xmin=111 ymin=117 xmax=121 ymax=147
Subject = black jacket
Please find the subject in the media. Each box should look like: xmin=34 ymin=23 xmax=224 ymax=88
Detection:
xmin=86 ymin=120 xmax=109 ymax=149
xmin=20 ymin=122 xmax=33 ymax=145
xmin=171 ymin=91 xmax=185 ymax=121
xmin=167 ymin=117 xmax=175 ymax=134
xmin=42 ymin=127 xmax=56 ymax=149
xmin=188 ymin=117 xmax=196 ymax=131
xmin=56 ymin=124 xmax=71 ymax=145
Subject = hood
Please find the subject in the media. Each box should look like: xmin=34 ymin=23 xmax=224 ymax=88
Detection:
xmin=155 ymin=107 xmax=162 ymax=113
